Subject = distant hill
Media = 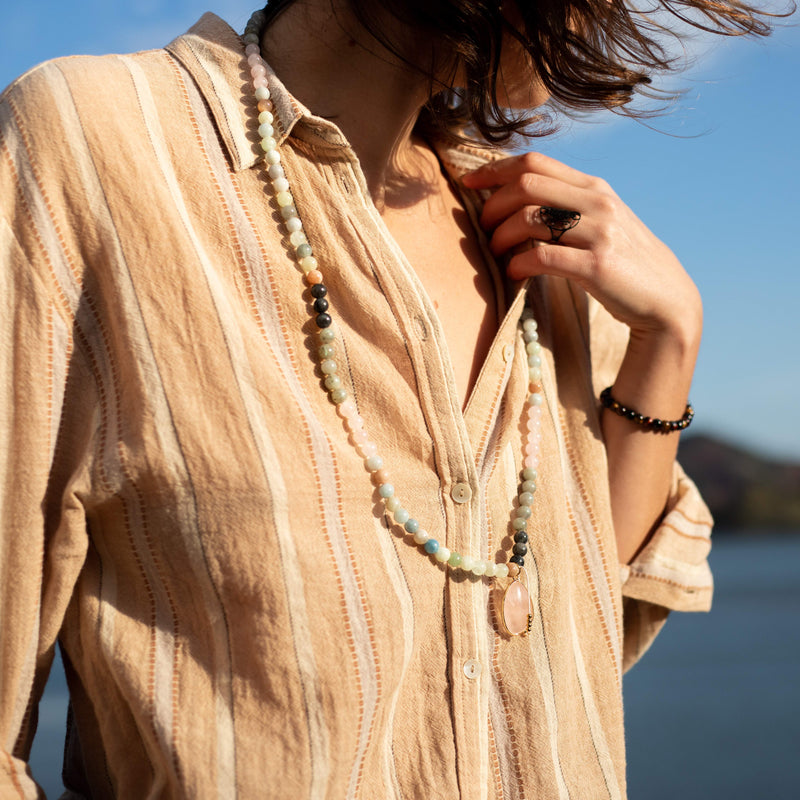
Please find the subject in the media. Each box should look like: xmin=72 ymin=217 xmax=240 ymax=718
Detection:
xmin=678 ymin=434 xmax=800 ymax=531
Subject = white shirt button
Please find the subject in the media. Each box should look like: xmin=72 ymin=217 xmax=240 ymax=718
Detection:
xmin=463 ymin=659 xmax=482 ymax=680
xmin=502 ymin=343 xmax=514 ymax=363
xmin=451 ymin=483 xmax=472 ymax=504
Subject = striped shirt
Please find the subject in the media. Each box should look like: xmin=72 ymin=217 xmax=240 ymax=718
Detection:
xmin=0 ymin=13 xmax=713 ymax=799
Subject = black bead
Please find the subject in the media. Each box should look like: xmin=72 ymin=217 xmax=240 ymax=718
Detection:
xmin=313 ymin=297 xmax=329 ymax=314
xmin=316 ymin=312 xmax=332 ymax=328
xmin=513 ymin=531 xmax=528 ymax=544
xmin=310 ymin=283 xmax=327 ymax=299
xmin=509 ymin=555 xmax=525 ymax=567
xmin=513 ymin=543 xmax=528 ymax=557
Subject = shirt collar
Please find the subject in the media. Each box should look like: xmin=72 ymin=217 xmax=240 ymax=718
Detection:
xmin=165 ymin=13 xmax=505 ymax=179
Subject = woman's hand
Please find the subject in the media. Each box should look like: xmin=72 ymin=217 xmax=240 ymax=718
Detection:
xmin=464 ymin=151 xmax=704 ymax=563
xmin=462 ymin=151 xmax=702 ymax=345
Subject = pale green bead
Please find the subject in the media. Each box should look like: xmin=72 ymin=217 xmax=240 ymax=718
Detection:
xmin=521 ymin=479 xmax=537 ymax=494
xmin=448 ymin=552 xmax=463 ymax=568
xmin=527 ymin=354 xmax=542 ymax=368
xmin=254 ymin=86 xmax=271 ymax=101
xmin=512 ymin=517 xmax=528 ymax=532
xmin=260 ymin=137 xmax=277 ymax=153
xmin=320 ymin=359 xmax=337 ymax=375
xmin=318 ymin=344 xmax=334 ymax=359
xmin=525 ymin=340 xmax=542 ymax=355
xmin=394 ymin=508 xmax=410 ymax=525
xmin=378 ymin=483 xmax=394 ymax=499
xmin=460 ymin=555 xmax=475 ymax=572
xmin=515 ymin=505 xmax=531 ymax=519
xmin=523 ymin=318 xmax=538 ymax=333
xmin=386 ymin=496 xmax=400 ymax=512
xmin=259 ymin=110 xmax=274 ymax=126
xmin=519 ymin=491 xmax=534 ymax=506
xmin=276 ymin=191 xmax=293 ymax=207
xmin=530 ymin=392 xmax=544 ymax=406
xmin=319 ymin=328 xmax=335 ymax=343
xmin=495 ymin=563 xmax=509 ymax=579
xmin=272 ymin=177 xmax=290 ymax=193
xmin=265 ymin=150 xmax=281 ymax=165
xmin=435 ymin=546 xmax=451 ymax=563
xmin=331 ymin=388 xmax=347 ymax=404
xmin=413 ymin=529 xmax=430 ymax=545
xmin=299 ymin=256 xmax=318 ymax=273
xmin=528 ymin=367 xmax=542 ymax=382
xmin=484 ymin=562 xmax=496 ymax=577
xmin=523 ymin=329 xmax=539 ymax=344
xmin=471 ymin=561 xmax=486 ymax=576
xmin=365 ymin=455 xmax=383 ymax=471
xmin=285 ymin=217 xmax=302 ymax=233
xmin=258 ymin=122 xmax=274 ymax=139
xmin=290 ymin=230 xmax=307 ymax=247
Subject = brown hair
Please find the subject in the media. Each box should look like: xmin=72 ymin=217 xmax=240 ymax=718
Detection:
xmin=258 ymin=0 xmax=784 ymax=144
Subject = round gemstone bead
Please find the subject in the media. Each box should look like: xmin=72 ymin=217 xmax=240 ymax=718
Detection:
xmin=514 ymin=531 xmax=528 ymax=544
xmin=448 ymin=552 xmax=463 ymax=568
xmin=265 ymin=149 xmax=280 ymax=165
xmin=316 ymin=312 xmax=332 ymax=327
xmin=318 ymin=344 xmax=334 ymax=359
xmin=296 ymin=243 xmax=313 ymax=259
xmin=515 ymin=505 xmax=531 ymax=519
xmin=413 ymin=529 xmax=430 ymax=545
xmin=508 ymin=563 xmax=521 ymax=578
xmin=522 ymin=468 xmax=538 ymax=482
xmin=285 ymin=216 xmax=303 ymax=233
xmin=299 ymin=256 xmax=318 ymax=273
xmin=495 ymin=563 xmax=509 ymax=579
xmin=324 ymin=375 xmax=341 ymax=390
xmin=260 ymin=110 xmax=275 ymax=126
xmin=260 ymin=137 xmax=277 ymax=153
xmin=509 ymin=555 xmax=525 ymax=567
xmin=521 ymin=480 xmax=536 ymax=494
xmin=435 ymin=546 xmax=451 ymax=563
xmin=365 ymin=455 xmax=383 ymax=472
xmin=423 ymin=539 xmax=439 ymax=555
xmin=258 ymin=122 xmax=274 ymax=139
xmin=272 ymin=177 xmax=289 ymax=194
xmin=280 ymin=204 xmax=298 ymax=220
xmin=378 ymin=483 xmax=394 ymax=499
xmin=254 ymin=86 xmax=270 ymax=101
xmin=386 ymin=496 xmax=400 ymax=512
xmin=404 ymin=518 xmax=420 ymax=534
xmin=319 ymin=328 xmax=335 ymax=343
xmin=471 ymin=560 xmax=486 ymax=576
xmin=512 ymin=517 xmax=528 ymax=531
xmin=320 ymin=359 xmax=337 ymax=375
xmin=523 ymin=318 xmax=538 ymax=333
xmin=310 ymin=284 xmax=327 ymax=299
xmin=484 ymin=562 xmax=496 ymax=577
xmin=330 ymin=388 xmax=347 ymax=404
xmin=276 ymin=191 xmax=293 ymax=207
xmin=513 ymin=543 xmax=528 ymax=557
xmin=518 ymin=491 xmax=534 ymax=507
xmin=394 ymin=508 xmax=410 ymax=525
xmin=313 ymin=298 xmax=329 ymax=314
xmin=460 ymin=556 xmax=475 ymax=572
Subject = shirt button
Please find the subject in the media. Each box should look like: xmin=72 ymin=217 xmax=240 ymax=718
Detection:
xmin=463 ymin=659 xmax=482 ymax=680
xmin=502 ymin=343 xmax=514 ymax=363
xmin=451 ymin=483 xmax=472 ymax=504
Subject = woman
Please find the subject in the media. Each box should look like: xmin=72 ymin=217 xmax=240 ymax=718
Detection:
xmin=0 ymin=0 xmax=774 ymax=796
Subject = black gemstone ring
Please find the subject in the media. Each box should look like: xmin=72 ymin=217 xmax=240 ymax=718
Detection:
xmin=538 ymin=206 xmax=581 ymax=244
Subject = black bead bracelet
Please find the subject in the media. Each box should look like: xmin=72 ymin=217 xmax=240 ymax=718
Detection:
xmin=599 ymin=386 xmax=694 ymax=433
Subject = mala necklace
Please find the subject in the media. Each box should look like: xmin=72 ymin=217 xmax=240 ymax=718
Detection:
xmin=243 ymin=10 xmax=543 ymax=637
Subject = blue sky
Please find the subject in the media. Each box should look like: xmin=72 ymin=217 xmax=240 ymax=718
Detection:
xmin=2 ymin=2 xmax=798 ymax=461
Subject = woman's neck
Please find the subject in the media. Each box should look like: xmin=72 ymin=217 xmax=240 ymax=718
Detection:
xmin=260 ymin=0 xmax=440 ymax=211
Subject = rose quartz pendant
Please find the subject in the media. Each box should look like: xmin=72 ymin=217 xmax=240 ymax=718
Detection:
xmin=502 ymin=579 xmax=531 ymax=636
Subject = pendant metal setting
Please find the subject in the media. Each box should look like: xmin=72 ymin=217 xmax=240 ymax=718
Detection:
xmin=500 ymin=568 xmax=533 ymax=636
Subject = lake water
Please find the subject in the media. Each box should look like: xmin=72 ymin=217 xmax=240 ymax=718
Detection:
xmin=26 ymin=534 xmax=800 ymax=798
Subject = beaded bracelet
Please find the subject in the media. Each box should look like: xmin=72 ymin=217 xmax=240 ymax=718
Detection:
xmin=599 ymin=386 xmax=694 ymax=433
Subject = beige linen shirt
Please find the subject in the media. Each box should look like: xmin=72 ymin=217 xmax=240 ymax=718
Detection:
xmin=0 ymin=13 xmax=713 ymax=799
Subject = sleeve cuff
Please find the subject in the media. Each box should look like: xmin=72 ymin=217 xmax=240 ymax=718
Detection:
xmin=621 ymin=462 xmax=714 ymax=613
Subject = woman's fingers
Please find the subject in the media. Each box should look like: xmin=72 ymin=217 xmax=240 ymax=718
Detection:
xmin=488 ymin=206 xmax=595 ymax=255
xmin=462 ymin=151 xmax=596 ymax=191
xmin=478 ymin=173 xmax=589 ymax=230
xmin=506 ymin=240 xmax=595 ymax=283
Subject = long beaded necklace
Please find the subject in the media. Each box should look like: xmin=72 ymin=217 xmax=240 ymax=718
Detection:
xmin=243 ymin=9 xmax=544 ymax=637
